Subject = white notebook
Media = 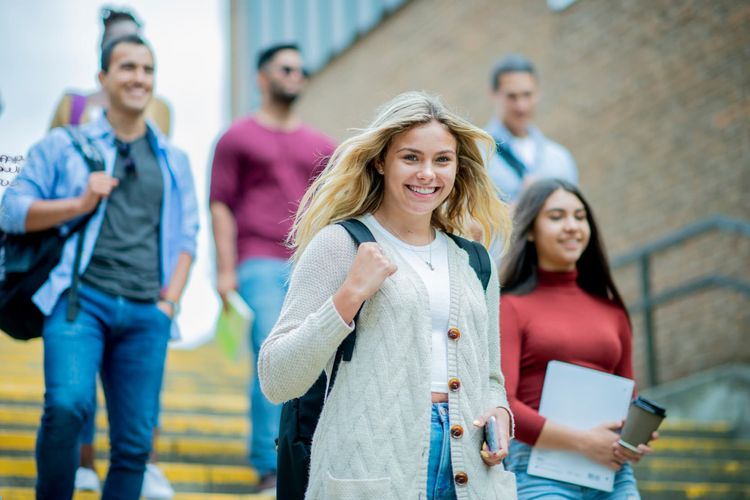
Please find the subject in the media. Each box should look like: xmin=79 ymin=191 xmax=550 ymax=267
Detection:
xmin=527 ymin=361 xmax=634 ymax=492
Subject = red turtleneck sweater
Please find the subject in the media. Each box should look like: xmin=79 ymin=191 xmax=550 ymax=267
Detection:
xmin=500 ymin=269 xmax=634 ymax=445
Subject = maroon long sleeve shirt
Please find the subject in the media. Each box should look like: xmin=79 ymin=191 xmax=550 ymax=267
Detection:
xmin=210 ymin=117 xmax=335 ymax=261
xmin=500 ymin=269 xmax=634 ymax=445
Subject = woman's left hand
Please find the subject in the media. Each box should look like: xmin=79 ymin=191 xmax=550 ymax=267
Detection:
xmin=473 ymin=407 xmax=512 ymax=466
xmin=612 ymin=430 xmax=659 ymax=465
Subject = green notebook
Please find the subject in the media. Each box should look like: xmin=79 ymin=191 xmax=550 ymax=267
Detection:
xmin=215 ymin=291 xmax=253 ymax=361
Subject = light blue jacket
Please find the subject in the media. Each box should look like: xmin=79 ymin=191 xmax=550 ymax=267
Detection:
xmin=0 ymin=115 xmax=199 ymax=316
xmin=485 ymin=118 xmax=579 ymax=202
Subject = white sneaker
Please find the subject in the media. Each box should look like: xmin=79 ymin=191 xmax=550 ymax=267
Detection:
xmin=142 ymin=463 xmax=175 ymax=499
xmin=74 ymin=466 xmax=101 ymax=492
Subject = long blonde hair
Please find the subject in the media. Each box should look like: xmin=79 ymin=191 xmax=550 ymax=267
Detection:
xmin=290 ymin=91 xmax=511 ymax=261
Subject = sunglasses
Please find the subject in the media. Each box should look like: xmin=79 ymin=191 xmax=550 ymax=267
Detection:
xmin=115 ymin=140 xmax=137 ymax=178
xmin=276 ymin=65 xmax=308 ymax=78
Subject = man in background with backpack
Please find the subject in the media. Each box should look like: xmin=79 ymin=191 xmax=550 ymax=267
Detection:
xmin=0 ymin=34 xmax=198 ymax=500
xmin=486 ymin=54 xmax=579 ymax=203
xmin=47 ymin=7 xmax=174 ymax=497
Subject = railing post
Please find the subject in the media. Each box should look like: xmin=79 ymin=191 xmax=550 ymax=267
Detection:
xmin=640 ymin=255 xmax=658 ymax=386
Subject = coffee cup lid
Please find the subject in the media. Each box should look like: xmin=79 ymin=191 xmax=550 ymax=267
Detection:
xmin=633 ymin=396 xmax=666 ymax=417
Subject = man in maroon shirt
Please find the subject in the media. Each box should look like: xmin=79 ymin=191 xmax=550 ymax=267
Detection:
xmin=209 ymin=43 xmax=335 ymax=493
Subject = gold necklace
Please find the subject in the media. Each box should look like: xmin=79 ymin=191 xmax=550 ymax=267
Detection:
xmin=376 ymin=216 xmax=436 ymax=271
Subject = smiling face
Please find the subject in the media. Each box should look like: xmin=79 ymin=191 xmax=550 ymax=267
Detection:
xmin=377 ymin=120 xmax=458 ymax=223
xmin=99 ymin=42 xmax=154 ymax=116
xmin=530 ymin=188 xmax=591 ymax=271
xmin=492 ymin=71 xmax=539 ymax=137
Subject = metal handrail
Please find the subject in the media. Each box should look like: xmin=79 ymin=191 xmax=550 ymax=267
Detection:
xmin=610 ymin=215 xmax=750 ymax=386
xmin=612 ymin=215 xmax=750 ymax=267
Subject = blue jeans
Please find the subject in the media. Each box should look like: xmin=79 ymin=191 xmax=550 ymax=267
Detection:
xmin=79 ymin=376 xmax=162 ymax=448
xmin=506 ymin=440 xmax=641 ymax=500
xmin=426 ymin=402 xmax=458 ymax=500
xmin=36 ymin=284 xmax=171 ymax=500
xmin=237 ymin=257 xmax=290 ymax=475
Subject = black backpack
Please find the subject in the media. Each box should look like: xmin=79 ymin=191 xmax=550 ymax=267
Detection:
xmin=0 ymin=127 xmax=103 ymax=340
xmin=275 ymin=218 xmax=491 ymax=499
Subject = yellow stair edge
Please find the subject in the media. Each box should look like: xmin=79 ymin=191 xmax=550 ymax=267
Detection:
xmin=0 ymin=431 xmax=246 ymax=458
xmin=650 ymin=437 xmax=750 ymax=452
xmin=0 ymin=489 xmax=272 ymax=500
xmin=658 ymin=420 xmax=734 ymax=433
xmin=0 ymin=338 xmax=248 ymax=370
xmin=637 ymin=480 xmax=750 ymax=496
xmin=636 ymin=457 xmax=749 ymax=473
xmin=6 ymin=429 xmax=749 ymax=458
xmin=0 ymin=406 xmax=249 ymax=437
xmin=0 ymin=385 xmax=248 ymax=413
xmin=0 ymin=457 xmax=258 ymax=484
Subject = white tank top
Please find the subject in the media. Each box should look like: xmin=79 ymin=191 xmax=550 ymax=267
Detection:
xmin=363 ymin=215 xmax=451 ymax=393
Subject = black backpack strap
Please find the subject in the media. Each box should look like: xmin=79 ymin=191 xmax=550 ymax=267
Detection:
xmin=495 ymin=140 xmax=527 ymax=180
xmin=63 ymin=126 xmax=105 ymax=322
xmin=334 ymin=219 xmax=377 ymax=364
xmin=446 ymin=233 xmax=492 ymax=292
xmin=65 ymin=126 xmax=106 ymax=173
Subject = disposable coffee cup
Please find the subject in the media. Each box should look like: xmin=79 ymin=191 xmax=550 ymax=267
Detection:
xmin=618 ymin=396 xmax=666 ymax=453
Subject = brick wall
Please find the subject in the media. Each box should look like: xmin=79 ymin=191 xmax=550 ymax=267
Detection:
xmin=295 ymin=0 xmax=750 ymax=387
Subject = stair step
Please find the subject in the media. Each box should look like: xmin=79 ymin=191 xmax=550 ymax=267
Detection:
xmin=0 ymin=375 xmax=247 ymax=397
xmin=0 ymin=387 xmax=248 ymax=415
xmin=0 ymin=457 xmax=260 ymax=492
xmin=0 ymin=488 xmax=272 ymax=500
xmin=648 ymin=437 xmax=750 ymax=459
xmin=0 ymin=430 xmax=247 ymax=465
xmin=0 ymin=404 xmax=248 ymax=438
xmin=3 ymin=333 xmax=747 ymax=497
xmin=0 ymin=339 xmax=247 ymax=369
xmin=638 ymin=480 xmax=750 ymax=499
xmin=633 ymin=458 xmax=750 ymax=483
xmin=655 ymin=420 xmax=736 ymax=439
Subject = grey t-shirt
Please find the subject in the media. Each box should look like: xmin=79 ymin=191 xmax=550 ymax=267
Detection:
xmin=82 ymin=134 xmax=164 ymax=301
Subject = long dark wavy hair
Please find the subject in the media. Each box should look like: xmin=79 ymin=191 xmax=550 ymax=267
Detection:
xmin=500 ymin=178 xmax=628 ymax=316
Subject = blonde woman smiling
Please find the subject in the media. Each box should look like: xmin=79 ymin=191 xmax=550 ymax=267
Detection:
xmin=259 ymin=91 xmax=517 ymax=499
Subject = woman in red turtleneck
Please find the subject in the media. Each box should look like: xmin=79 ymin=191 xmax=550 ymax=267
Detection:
xmin=500 ymin=179 xmax=656 ymax=499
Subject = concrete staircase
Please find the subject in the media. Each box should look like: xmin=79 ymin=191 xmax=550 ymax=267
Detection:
xmin=1 ymin=333 xmax=748 ymax=499
xmin=0 ymin=333 xmax=271 ymax=499
xmin=634 ymin=421 xmax=750 ymax=499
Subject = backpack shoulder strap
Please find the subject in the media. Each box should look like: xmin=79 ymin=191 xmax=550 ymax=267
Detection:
xmin=495 ymin=140 xmax=527 ymax=180
xmin=334 ymin=219 xmax=377 ymax=364
xmin=337 ymin=218 xmax=377 ymax=246
xmin=446 ymin=233 xmax=492 ymax=292
xmin=61 ymin=126 xmax=106 ymax=322
xmin=64 ymin=126 xmax=105 ymax=173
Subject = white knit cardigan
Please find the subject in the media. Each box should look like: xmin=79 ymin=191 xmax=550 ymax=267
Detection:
xmin=259 ymin=223 xmax=517 ymax=500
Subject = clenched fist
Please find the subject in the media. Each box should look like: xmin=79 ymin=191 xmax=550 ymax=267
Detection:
xmin=333 ymin=242 xmax=397 ymax=324
xmin=77 ymin=171 xmax=119 ymax=214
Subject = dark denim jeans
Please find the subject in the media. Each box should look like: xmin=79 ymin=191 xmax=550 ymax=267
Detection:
xmin=237 ymin=257 xmax=290 ymax=476
xmin=35 ymin=284 xmax=171 ymax=500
